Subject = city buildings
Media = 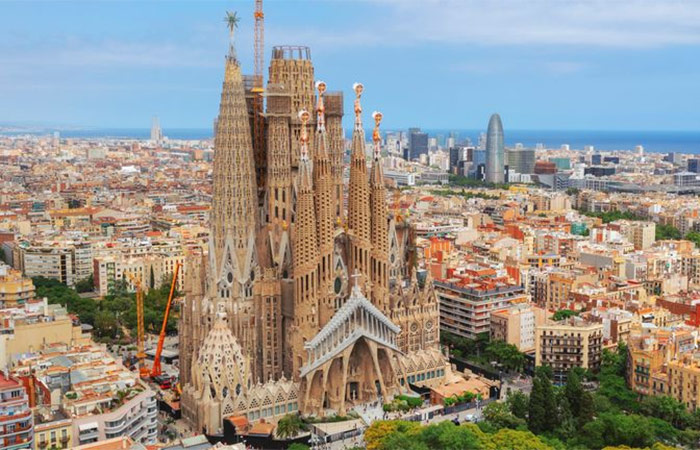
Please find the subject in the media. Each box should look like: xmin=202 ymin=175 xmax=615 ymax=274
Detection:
xmin=436 ymin=268 xmax=528 ymax=339
xmin=16 ymin=241 xmax=92 ymax=287
xmin=12 ymin=343 xmax=158 ymax=446
xmin=490 ymin=303 xmax=547 ymax=352
xmin=484 ymin=114 xmax=505 ymax=184
xmin=0 ymin=372 xmax=33 ymax=450
xmin=506 ymin=148 xmax=535 ymax=175
xmin=0 ymin=264 xmax=35 ymax=308
xmin=407 ymin=129 xmax=428 ymax=161
xmin=0 ymin=298 xmax=87 ymax=369
xmin=535 ymin=317 xmax=603 ymax=383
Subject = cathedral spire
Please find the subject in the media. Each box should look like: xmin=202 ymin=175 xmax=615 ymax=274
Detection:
xmin=348 ymin=83 xmax=372 ymax=290
xmin=209 ymin=20 xmax=258 ymax=344
xmin=313 ymin=81 xmax=336 ymax=325
xmin=292 ymin=109 xmax=320 ymax=376
xmin=370 ymin=111 xmax=390 ymax=311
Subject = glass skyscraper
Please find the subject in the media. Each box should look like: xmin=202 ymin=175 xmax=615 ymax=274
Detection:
xmin=485 ymin=113 xmax=505 ymax=183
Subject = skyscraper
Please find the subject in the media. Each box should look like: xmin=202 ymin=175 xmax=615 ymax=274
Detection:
xmin=407 ymin=128 xmax=428 ymax=161
xmin=485 ymin=113 xmax=505 ymax=183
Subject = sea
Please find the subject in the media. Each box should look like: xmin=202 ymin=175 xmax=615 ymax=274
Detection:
xmin=2 ymin=128 xmax=699 ymax=154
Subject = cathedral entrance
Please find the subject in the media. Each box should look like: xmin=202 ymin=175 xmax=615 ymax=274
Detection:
xmin=348 ymin=382 xmax=359 ymax=402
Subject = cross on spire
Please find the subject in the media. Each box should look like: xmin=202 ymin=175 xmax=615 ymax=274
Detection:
xmin=299 ymin=109 xmax=310 ymax=161
xmin=316 ymin=81 xmax=326 ymax=133
xmin=372 ymin=111 xmax=383 ymax=161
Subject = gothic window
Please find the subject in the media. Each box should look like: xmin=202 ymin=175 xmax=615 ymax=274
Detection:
xmin=334 ymin=277 xmax=342 ymax=294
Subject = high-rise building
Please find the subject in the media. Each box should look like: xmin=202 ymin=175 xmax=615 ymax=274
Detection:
xmin=688 ymin=158 xmax=700 ymax=174
xmin=535 ymin=318 xmax=603 ymax=383
xmin=506 ymin=148 xmax=536 ymax=174
xmin=150 ymin=116 xmax=163 ymax=143
xmin=484 ymin=113 xmax=505 ymax=183
xmin=470 ymin=149 xmax=486 ymax=180
xmin=407 ymin=129 xmax=428 ymax=161
xmin=449 ymin=147 xmax=465 ymax=174
xmin=179 ymin=36 xmax=446 ymax=436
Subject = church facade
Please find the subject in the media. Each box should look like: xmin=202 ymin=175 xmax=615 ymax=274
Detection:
xmin=179 ymin=39 xmax=447 ymax=435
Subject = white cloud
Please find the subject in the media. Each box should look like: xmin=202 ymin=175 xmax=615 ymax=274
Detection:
xmin=375 ymin=0 xmax=700 ymax=48
xmin=285 ymin=0 xmax=700 ymax=49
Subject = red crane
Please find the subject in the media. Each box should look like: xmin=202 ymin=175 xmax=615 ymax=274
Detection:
xmin=150 ymin=262 xmax=181 ymax=378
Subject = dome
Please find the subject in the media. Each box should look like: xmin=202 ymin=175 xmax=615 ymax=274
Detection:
xmin=194 ymin=318 xmax=249 ymax=400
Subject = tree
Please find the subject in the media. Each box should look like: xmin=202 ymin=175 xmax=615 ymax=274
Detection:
xmin=287 ymin=445 xmax=310 ymax=450
xmin=552 ymin=309 xmax=578 ymax=321
xmin=483 ymin=401 xmax=526 ymax=429
xmin=365 ymin=421 xmax=421 ymax=450
xmin=564 ymin=369 xmax=584 ymax=418
xmin=94 ymin=310 xmax=118 ymax=338
xmin=656 ymin=224 xmax=681 ymax=241
xmin=490 ymin=429 xmax=554 ymax=450
xmin=640 ymin=396 xmax=691 ymax=429
xmin=275 ymin=414 xmax=306 ymax=439
xmin=577 ymin=413 xmax=657 ymax=449
xmin=75 ymin=274 xmax=94 ymax=293
xmin=506 ymin=390 xmax=529 ymax=420
xmin=529 ymin=367 xmax=557 ymax=434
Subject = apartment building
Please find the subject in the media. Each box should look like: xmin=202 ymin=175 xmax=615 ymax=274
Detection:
xmin=93 ymin=253 xmax=184 ymax=295
xmin=18 ymin=241 xmax=92 ymax=287
xmin=0 ymin=299 xmax=88 ymax=369
xmin=33 ymin=409 xmax=72 ymax=450
xmin=535 ymin=318 xmax=604 ymax=383
xmin=13 ymin=343 xmax=157 ymax=446
xmin=0 ymin=372 xmax=33 ymax=450
xmin=436 ymin=277 xmax=527 ymax=339
xmin=490 ymin=303 xmax=547 ymax=352
xmin=0 ymin=264 xmax=35 ymax=308
xmin=627 ymin=325 xmax=697 ymax=407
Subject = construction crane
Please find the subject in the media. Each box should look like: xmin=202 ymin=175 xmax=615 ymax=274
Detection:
xmin=253 ymin=0 xmax=265 ymax=197
xmin=150 ymin=262 xmax=181 ymax=378
xmin=124 ymin=272 xmax=148 ymax=378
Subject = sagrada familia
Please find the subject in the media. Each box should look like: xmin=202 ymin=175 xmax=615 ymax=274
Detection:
xmin=179 ymin=33 xmax=449 ymax=435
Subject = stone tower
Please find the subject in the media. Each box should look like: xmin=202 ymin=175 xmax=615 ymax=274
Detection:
xmin=369 ymin=112 xmax=390 ymax=312
xmin=325 ymin=91 xmax=345 ymax=223
xmin=267 ymin=46 xmax=315 ymax=169
xmin=347 ymin=83 xmax=372 ymax=290
xmin=265 ymin=82 xmax=293 ymax=225
xmin=291 ymin=111 xmax=320 ymax=376
xmin=313 ymin=82 xmax=337 ymax=326
xmin=209 ymin=50 xmax=258 ymax=355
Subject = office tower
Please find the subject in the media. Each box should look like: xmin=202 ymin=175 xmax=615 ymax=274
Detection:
xmin=179 ymin=38 xmax=446 ymax=435
xmin=688 ymin=159 xmax=700 ymax=174
xmin=591 ymin=154 xmax=602 ymax=165
xmin=150 ymin=116 xmax=163 ymax=143
xmin=484 ymin=113 xmax=505 ymax=183
xmin=471 ymin=149 xmax=487 ymax=180
xmin=506 ymin=148 xmax=536 ymax=174
xmin=449 ymin=147 xmax=465 ymax=174
xmin=408 ymin=129 xmax=428 ymax=160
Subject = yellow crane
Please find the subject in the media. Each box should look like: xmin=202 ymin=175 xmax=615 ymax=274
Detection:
xmin=124 ymin=272 xmax=148 ymax=378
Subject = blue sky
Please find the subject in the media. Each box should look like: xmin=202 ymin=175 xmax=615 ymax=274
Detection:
xmin=1 ymin=0 xmax=699 ymax=130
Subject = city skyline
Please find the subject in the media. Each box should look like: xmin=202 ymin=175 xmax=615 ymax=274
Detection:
xmin=1 ymin=0 xmax=699 ymax=131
